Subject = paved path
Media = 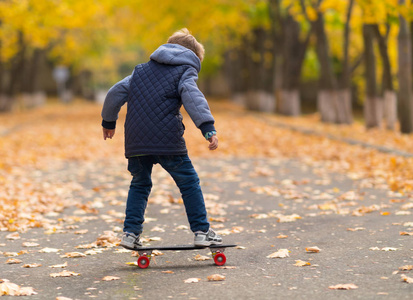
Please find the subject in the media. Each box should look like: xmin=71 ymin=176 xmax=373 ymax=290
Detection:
xmin=1 ymin=157 xmax=412 ymax=299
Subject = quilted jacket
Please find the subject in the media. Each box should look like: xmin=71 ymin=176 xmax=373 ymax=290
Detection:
xmin=101 ymin=44 xmax=216 ymax=157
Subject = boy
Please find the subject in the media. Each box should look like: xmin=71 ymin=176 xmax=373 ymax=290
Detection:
xmin=101 ymin=28 xmax=223 ymax=249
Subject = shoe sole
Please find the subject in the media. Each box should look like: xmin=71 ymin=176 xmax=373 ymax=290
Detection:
xmin=194 ymin=241 xmax=223 ymax=247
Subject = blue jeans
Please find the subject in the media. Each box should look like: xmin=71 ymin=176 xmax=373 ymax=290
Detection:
xmin=124 ymin=155 xmax=210 ymax=235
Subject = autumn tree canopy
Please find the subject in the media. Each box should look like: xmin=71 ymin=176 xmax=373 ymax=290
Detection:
xmin=1 ymin=0 xmax=413 ymax=132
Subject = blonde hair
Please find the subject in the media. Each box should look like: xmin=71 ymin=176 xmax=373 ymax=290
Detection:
xmin=167 ymin=28 xmax=205 ymax=62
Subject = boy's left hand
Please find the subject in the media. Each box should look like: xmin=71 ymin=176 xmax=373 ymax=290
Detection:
xmin=208 ymin=135 xmax=218 ymax=150
xmin=103 ymin=128 xmax=116 ymax=140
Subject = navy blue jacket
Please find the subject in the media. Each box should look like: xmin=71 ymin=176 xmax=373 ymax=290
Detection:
xmin=101 ymin=44 xmax=215 ymax=157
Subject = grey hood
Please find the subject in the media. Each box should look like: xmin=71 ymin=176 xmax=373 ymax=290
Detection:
xmin=150 ymin=44 xmax=201 ymax=72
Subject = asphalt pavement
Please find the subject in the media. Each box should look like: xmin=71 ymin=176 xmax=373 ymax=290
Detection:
xmin=1 ymin=157 xmax=412 ymax=299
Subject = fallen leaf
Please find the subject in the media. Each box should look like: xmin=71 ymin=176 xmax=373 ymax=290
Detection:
xmin=152 ymin=250 xmax=164 ymax=256
xmin=56 ymin=297 xmax=73 ymax=300
xmin=306 ymin=246 xmax=321 ymax=253
xmin=22 ymin=263 xmax=42 ymax=268
xmin=102 ymin=276 xmax=120 ymax=281
xmin=95 ymin=231 xmax=120 ymax=247
xmin=329 ymin=283 xmax=359 ymax=290
xmin=49 ymin=262 xmax=68 ymax=268
xmin=400 ymin=231 xmax=413 ymax=236
xmin=249 ymin=213 xmax=269 ymax=219
xmin=267 ymin=249 xmax=290 ymax=258
xmin=217 ymin=266 xmax=237 ymax=269
xmin=60 ymin=252 xmax=86 ymax=258
xmin=50 ymin=271 xmax=80 ymax=278
xmin=84 ymin=249 xmax=102 ymax=255
xmin=3 ymin=252 xmax=19 ymax=257
xmin=193 ymin=254 xmax=212 ymax=261
xmin=276 ymin=235 xmax=288 ymax=239
xmin=401 ymin=275 xmax=413 ymax=283
xmin=184 ymin=278 xmax=201 ymax=283
xmin=74 ymin=230 xmax=88 ymax=235
xmin=113 ymin=248 xmax=131 ymax=254
xmin=207 ymin=274 xmax=226 ymax=281
xmin=6 ymin=233 xmax=20 ymax=240
xmin=22 ymin=242 xmax=40 ymax=247
xmin=0 ymin=280 xmax=20 ymax=296
xmin=399 ymin=265 xmax=413 ymax=271
xmin=381 ymin=247 xmax=398 ymax=251
xmin=347 ymin=227 xmax=365 ymax=231
xmin=39 ymin=247 xmax=62 ymax=253
xmin=0 ymin=279 xmax=37 ymax=296
xmin=294 ymin=260 xmax=311 ymax=267
xmin=161 ymin=270 xmax=174 ymax=274
xmin=6 ymin=258 xmax=22 ymax=264
xmin=277 ymin=214 xmax=301 ymax=223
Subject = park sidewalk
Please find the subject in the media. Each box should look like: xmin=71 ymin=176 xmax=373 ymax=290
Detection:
xmin=1 ymin=154 xmax=412 ymax=299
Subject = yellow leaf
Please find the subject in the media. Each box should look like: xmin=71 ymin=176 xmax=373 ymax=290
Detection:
xmin=102 ymin=276 xmax=120 ymax=281
xmin=267 ymin=249 xmax=290 ymax=258
xmin=294 ymin=260 xmax=311 ymax=267
xmin=306 ymin=246 xmax=321 ymax=253
xmin=50 ymin=271 xmax=80 ymax=278
xmin=184 ymin=278 xmax=201 ymax=283
xmin=401 ymin=275 xmax=413 ymax=283
xmin=22 ymin=263 xmax=42 ymax=268
xmin=207 ymin=274 xmax=226 ymax=281
xmin=60 ymin=252 xmax=86 ymax=258
xmin=329 ymin=283 xmax=359 ymax=290
xmin=194 ymin=254 xmax=212 ymax=261
xmin=48 ymin=262 xmax=68 ymax=268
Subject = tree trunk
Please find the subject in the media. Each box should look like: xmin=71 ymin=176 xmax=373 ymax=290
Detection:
xmin=276 ymin=10 xmax=313 ymax=116
xmin=337 ymin=0 xmax=354 ymax=124
xmin=373 ymin=24 xmax=396 ymax=130
xmin=225 ymin=40 xmax=249 ymax=106
xmin=384 ymin=90 xmax=397 ymax=130
xmin=312 ymin=11 xmax=338 ymax=123
xmin=398 ymin=0 xmax=413 ymax=133
xmin=21 ymin=49 xmax=46 ymax=109
xmin=245 ymin=27 xmax=276 ymax=112
xmin=318 ymin=90 xmax=338 ymax=123
xmin=336 ymin=89 xmax=353 ymax=124
xmin=279 ymin=89 xmax=300 ymax=116
xmin=363 ymin=24 xmax=382 ymax=128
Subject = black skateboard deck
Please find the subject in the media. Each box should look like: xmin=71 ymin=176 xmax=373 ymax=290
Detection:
xmin=130 ymin=244 xmax=237 ymax=268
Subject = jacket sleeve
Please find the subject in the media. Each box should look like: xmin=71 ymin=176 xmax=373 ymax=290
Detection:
xmin=178 ymin=67 xmax=216 ymax=136
xmin=101 ymin=75 xmax=131 ymax=129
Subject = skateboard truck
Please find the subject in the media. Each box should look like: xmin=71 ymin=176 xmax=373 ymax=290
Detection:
xmin=137 ymin=250 xmax=152 ymax=269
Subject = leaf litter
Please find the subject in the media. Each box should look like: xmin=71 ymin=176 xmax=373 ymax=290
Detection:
xmin=1 ymin=101 xmax=413 ymax=297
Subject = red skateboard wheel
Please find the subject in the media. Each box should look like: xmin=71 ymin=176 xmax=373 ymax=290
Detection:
xmin=213 ymin=253 xmax=226 ymax=266
xmin=138 ymin=256 xmax=150 ymax=269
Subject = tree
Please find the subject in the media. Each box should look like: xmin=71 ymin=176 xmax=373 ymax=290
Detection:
xmin=299 ymin=0 xmax=355 ymax=124
xmin=363 ymin=23 xmax=382 ymax=128
xmin=398 ymin=0 xmax=413 ymax=133
xmin=373 ymin=24 xmax=397 ymax=130
xmin=272 ymin=0 xmax=313 ymax=116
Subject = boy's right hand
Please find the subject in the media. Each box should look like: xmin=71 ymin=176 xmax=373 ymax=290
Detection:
xmin=208 ymin=135 xmax=218 ymax=150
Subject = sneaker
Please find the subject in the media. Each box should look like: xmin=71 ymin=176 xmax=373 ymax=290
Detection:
xmin=120 ymin=232 xmax=142 ymax=249
xmin=194 ymin=228 xmax=223 ymax=246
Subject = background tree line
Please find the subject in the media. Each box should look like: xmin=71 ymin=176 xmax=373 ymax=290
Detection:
xmin=1 ymin=0 xmax=413 ymax=133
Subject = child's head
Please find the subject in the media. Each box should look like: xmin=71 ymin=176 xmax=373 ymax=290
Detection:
xmin=167 ymin=28 xmax=205 ymax=62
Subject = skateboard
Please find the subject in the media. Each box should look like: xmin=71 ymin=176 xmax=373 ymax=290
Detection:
xmin=130 ymin=244 xmax=237 ymax=269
